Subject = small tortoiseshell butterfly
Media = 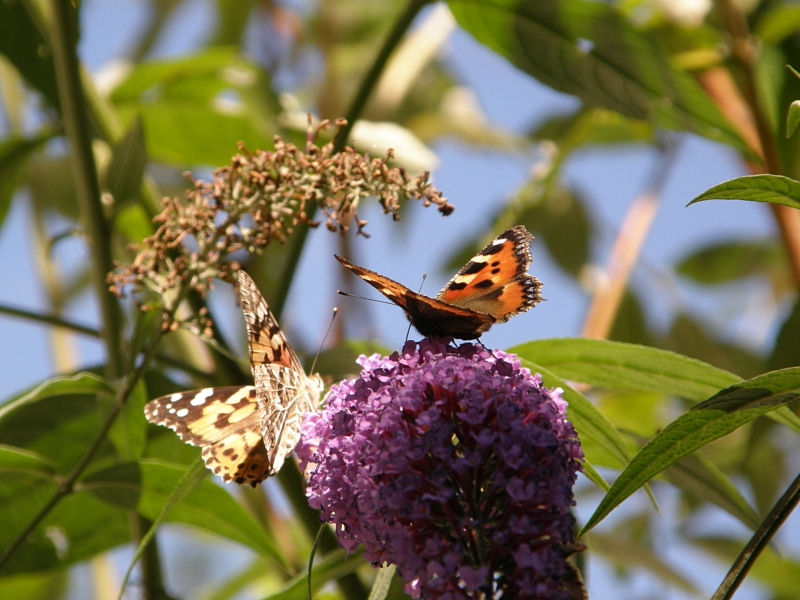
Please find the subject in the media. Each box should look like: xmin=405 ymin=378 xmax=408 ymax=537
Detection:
xmin=335 ymin=225 xmax=542 ymax=339
xmin=144 ymin=271 xmax=323 ymax=486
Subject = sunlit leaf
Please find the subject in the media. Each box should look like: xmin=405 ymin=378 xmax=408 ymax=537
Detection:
xmin=0 ymin=570 xmax=68 ymax=600
xmin=448 ymin=0 xmax=748 ymax=154
xmin=787 ymin=100 xmax=800 ymax=138
xmin=688 ymin=174 xmax=800 ymax=210
xmin=511 ymin=338 xmax=740 ymax=401
xmin=264 ymin=548 xmax=366 ymax=600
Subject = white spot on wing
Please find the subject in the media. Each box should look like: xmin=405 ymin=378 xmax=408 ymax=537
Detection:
xmin=191 ymin=388 xmax=215 ymax=406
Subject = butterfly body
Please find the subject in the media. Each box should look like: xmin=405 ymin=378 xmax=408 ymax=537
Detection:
xmin=144 ymin=272 xmax=322 ymax=486
xmin=336 ymin=225 xmax=542 ymax=339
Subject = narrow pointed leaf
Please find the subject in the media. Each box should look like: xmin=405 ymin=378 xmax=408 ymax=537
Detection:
xmin=688 ymin=174 xmax=800 ymax=210
xmin=105 ymin=116 xmax=147 ymax=203
xmin=582 ymin=368 xmax=800 ymax=533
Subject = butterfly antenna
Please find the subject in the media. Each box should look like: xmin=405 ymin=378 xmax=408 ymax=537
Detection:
xmin=336 ymin=290 xmax=395 ymax=306
xmin=309 ymin=307 xmax=338 ymax=374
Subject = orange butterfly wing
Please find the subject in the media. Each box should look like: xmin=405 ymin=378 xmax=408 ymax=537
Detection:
xmin=335 ymin=256 xmax=495 ymax=339
xmin=437 ymin=226 xmax=542 ymax=323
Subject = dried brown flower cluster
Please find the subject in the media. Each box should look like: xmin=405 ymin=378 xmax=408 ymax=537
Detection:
xmin=109 ymin=119 xmax=453 ymax=325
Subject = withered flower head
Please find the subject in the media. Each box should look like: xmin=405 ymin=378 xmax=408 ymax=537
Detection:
xmin=109 ymin=118 xmax=452 ymax=330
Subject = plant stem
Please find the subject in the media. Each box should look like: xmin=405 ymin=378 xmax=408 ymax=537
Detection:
xmin=49 ymin=0 xmax=123 ymax=379
xmin=0 ymin=303 xmax=101 ymax=338
xmin=334 ymin=0 xmax=431 ymax=153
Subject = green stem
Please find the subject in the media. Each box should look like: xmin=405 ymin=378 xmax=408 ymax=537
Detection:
xmin=333 ymin=0 xmax=431 ymax=153
xmin=49 ymin=0 xmax=123 ymax=379
xmin=0 ymin=303 xmax=101 ymax=338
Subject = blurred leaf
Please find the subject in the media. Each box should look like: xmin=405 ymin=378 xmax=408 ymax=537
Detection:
xmin=212 ymin=0 xmax=257 ymax=46
xmin=105 ymin=116 xmax=146 ymax=203
xmin=27 ymin=155 xmax=79 ymax=219
xmin=585 ymin=532 xmax=698 ymax=593
xmin=82 ymin=460 xmax=284 ymax=565
xmin=0 ymin=131 xmax=55 ymax=228
xmin=665 ymin=453 xmax=761 ymax=531
xmin=117 ymin=103 xmax=270 ymax=167
xmin=531 ymin=107 xmax=655 ymax=150
xmin=517 ymin=186 xmax=592 ymax=276
xmin=110 ymin=48 xmax=248 ymax=102
xmin=0 ymin=480 xmax=130 ymax=575
xmin=608 ymin=288 xmax=651 ymax=346
xmin=755 ymin=5 xmax=800 ymax=45
xmin=264 ymin=548 xmax=366 ymax=600
xmin=0 ymin=445 xmax=57 ymax=479
xmin=688 ymin=174 xmax=800 ymax=209
xmin=662 ymin=314 xmax=765 ymax=379
xmin=743 ymin=422 xmax=784 ymax=517
xmin=448 ymin=0 xmax=749 ymax=154
xmin=0 ymin=571 xmax=68 ymax=600
xmin=583 ymin=367 xmax=800 ymax=533
xmin=692 ymin=537 xmax=800 ymax=600
xmin=769 ymin=298 xmax=800 ymax=371
xmin=787 ymin=100 xmax=800 ymax=138
xmin=315 ymin=339 xmax=392 ymax=381
xmin=676 ymin=240 xmax=786 ymax=285
xmin=0 ymin=0 xmax=60 ymax=110
xmin=511 ymin=338 xmax=740 ymax=401
xmin=115 ymin=203 xmax=155 ymax=244
xmin=596 ymin=390 xmax=663 ymax=438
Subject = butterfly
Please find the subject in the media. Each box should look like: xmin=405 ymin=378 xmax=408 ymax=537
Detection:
xmin=144 ymin=271 xmax=323 ymax=487
xmin=335 ymin=225 xmax=542 ymax=340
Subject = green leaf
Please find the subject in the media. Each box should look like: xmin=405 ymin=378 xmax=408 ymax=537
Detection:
xmin=0 ymin=481 xmax=130 ymax=575
xmin=0 ymin=1 xmax=60 ymax=110
xmin=81 ymin=460 xmax=284 ymax=565
xmin=755 ymin=5 xmax=800 ymax=45
xmin=105 ymin=381 xmax=147 ymax=461
xmin=582 ymin=367 xmax=800 ymax=533
xmin=0 ymin=571 xmax=68 ymax=600
xmin=769 ymin=298 xmax=800 ymax=371
xmin=448 ymin=0 xmax=749 ymax=154
xmin=676 ymin=240 xmax=785 ymax=285
xmin=0 ymin=374 xmax=117 ymax=473
xmin=367 ymin=564 xmax=397 ymax=600
xmin=787 ymin=100 xmax=800 ymax=138
xmin=665 ymin=453 xmax=761 ymax=531
xmin=688 ymin=174 xmax=800 ymax=210
xmin=0 ymin=131 xmax=55 ymax=229
xmin=118 ymin=103 xmax=270 ymax=167
xmin=511 ymin=338 xmax=740 ymax=401
xmin=105 ymin=116 xmax=147 ymax=203
xmin=0 ymin=445 xmax=56 ymax=479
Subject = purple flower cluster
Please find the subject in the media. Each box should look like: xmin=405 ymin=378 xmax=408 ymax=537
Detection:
xmin=297 ymin=338 xmax=584 ymax=599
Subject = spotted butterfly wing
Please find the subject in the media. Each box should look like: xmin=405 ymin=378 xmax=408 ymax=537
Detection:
xmin=335 ymin=225 xmax=542 ymax=339
xmin=144 ymin=272 xmax=323 ymax=486
xmin=237 ymin=271 xmax=323 ymax=477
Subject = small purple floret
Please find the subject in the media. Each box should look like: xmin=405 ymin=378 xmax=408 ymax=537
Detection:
xmin=297 ymin=338 xmax=584 ymax=599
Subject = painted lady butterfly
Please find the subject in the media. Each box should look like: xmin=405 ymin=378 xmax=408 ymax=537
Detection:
xmin=335 ymin=225 xmax=542 ymax=339
xmin=144 ymin=271 xmax=323 ymax=487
